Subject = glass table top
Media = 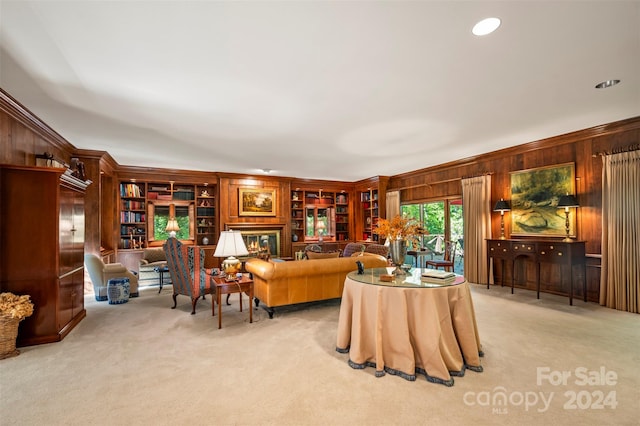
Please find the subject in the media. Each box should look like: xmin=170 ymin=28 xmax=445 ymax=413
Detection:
xmin=347 ymin=267 xmax=464 ymax=288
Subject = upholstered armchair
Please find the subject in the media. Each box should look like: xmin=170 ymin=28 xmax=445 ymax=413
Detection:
xmin=364 ymin=243 xmax=390 ymax=258
xmin=163 ymin=238 xmax=211 ymax=315
xmin=84 ymin=254 xmax=139 ymax=301
xmin=342 ymin=243 xmax=365 ymax=257
xmin=138 ymin=248 xmax=170 ymax=287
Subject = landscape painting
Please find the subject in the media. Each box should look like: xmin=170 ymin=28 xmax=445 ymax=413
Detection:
xmin=239 ymin=188 xmax=276 ymax=216
xmin=510 ymin=163 xmax=575 ymax=237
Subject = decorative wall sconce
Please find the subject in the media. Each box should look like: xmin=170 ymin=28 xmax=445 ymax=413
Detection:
xmin=557 ymin=194 xmax=579 ymax=242
xmin=493 ymin=198 xmax=511 ymax=240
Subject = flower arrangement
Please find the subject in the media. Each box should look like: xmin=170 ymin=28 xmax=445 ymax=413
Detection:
xmin=0 ymin=292 xmax=34 ymax=321
xmin=374 ymin=215 xmax=425 ymax=246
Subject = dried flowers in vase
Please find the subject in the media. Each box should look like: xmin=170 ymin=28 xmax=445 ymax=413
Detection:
xmin=0 ymin=292 xmax=34 ymax=321
xmin=374 ymin=215 xmax=425 ymax=247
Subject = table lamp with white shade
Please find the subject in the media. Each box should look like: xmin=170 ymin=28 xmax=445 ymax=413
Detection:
xmin=165 ymin=218 xmax=180 ymax=238
xmin=214 ymin=230 xmax=249 ymax=279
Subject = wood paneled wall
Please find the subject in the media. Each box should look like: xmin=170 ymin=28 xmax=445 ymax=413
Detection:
xmin=1 ymin=90 xmax=73 ymax=166
xmin=388 ymin=117 xmax=640 ymax=301
xmin=388 ymin=117 xmax=640 ymax=255
xmin=3 ymin=86 xmax=638 ymax=302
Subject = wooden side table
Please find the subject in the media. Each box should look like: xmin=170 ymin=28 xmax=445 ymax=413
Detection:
xmin=210 ymin=275 xmax=254 ymax=329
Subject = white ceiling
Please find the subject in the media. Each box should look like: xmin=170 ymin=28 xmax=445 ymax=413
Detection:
xmin=1 ymin=1 xmax=639 ymax=181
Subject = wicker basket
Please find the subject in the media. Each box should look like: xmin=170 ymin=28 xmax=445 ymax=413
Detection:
xmin=0 ymin=315 xmax=21 ymax=360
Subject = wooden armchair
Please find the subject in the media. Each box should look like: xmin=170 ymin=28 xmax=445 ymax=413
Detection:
xmin=163 ymin=238 xmax=211 ymax=315
xmin=425 ymin=240 xmax=457 ymax=272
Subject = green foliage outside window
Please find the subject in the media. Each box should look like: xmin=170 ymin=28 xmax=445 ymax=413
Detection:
xmin=154 ymin=206 xmax=190 ymax=240
xmin=401 ymin=200 xmax=464 ymax=250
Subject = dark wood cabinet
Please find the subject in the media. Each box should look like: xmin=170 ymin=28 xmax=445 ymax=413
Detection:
xmin=486 ymin=238 xmax=586 ymax=305
xmin=0 ymin=165 xmax=89 ymax=346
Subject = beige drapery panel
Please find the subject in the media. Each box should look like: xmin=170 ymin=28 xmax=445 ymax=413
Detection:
xmin=461 ymin=175 xmax=492 ymax=284
xmin=386 ymin=190 xmax=400 ymax=219
xmin=600 ymin=150 xmax=640 ymax=313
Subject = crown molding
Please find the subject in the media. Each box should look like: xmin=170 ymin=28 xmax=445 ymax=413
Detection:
xmin=0 ymin=87 xmax=75 ymax=153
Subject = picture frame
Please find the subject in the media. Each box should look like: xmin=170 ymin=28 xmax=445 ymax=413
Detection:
xmin=510 ymin=162 xmax=576 ymax=237
xmin=239 ymin=188 xmax=276 ymax=216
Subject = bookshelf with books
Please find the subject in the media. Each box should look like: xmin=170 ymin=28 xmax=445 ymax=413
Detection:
xmin=119 ymin=181 xmax=146 ymax=249
xmin=335 ymin=191 xmax=350 ymax=242
xmin=360 ymin=188 xmax=378 ymax=242
xmin=146 ymin=181 xmax=195 ymax=201
xmin=118 ymin=179 xmax=215 ymax=250
xmin=291 ymin=190 xmax=305 ymax=243
xmin=291 ymin=188 xmax=348 ymax=244
xmin=355 ymin=177 xmax=388 ymax=243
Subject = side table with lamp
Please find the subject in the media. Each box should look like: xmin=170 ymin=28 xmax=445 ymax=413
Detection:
xmin=211 ymin=230 xmax=254 ymax=328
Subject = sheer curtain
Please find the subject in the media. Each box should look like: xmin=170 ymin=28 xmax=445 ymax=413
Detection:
xmin=600 ymin=150 xmax=640 ymax=313
xmin=461 ymin=175 xmax=492 ymax=284
xmin=386 ymin=190 xmax=400 ymax=219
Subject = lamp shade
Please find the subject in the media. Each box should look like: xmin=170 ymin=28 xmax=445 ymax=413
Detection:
xmin=214 ymin=230 xmax=249 ymax=257
xmin=493 ymin=199 xmax=511 ymax=212
xmin=165 ymin=218 xmax=180 ymax=233
xmin=557 ymin=194 xmax=579 ymax=208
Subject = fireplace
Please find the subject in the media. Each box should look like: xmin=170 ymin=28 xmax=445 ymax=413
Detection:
xmin=226 ymin=224 xmax=283 ymax=258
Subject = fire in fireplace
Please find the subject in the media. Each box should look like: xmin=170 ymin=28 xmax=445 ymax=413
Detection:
xmin=226 ymin=224 xmax=283 ymax=258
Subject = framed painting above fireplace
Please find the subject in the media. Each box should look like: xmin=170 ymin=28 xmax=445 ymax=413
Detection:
xmin=239 ymin=188 xmax=276 ymax=216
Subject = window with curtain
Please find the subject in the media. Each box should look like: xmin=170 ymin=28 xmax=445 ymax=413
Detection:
xmin=600 ymin=149 xmax=640 ymax=313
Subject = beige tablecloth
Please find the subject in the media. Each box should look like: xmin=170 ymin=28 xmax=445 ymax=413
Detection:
xmin=336 ymin=276 xmax=483 ymax=386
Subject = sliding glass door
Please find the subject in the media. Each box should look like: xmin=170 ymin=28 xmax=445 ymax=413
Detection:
xmin=401 ymin=198 xmax=463 ymax=273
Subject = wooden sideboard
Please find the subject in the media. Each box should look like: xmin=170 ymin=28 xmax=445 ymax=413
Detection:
xmin=486 ymin=239 xmax=586 ymax=305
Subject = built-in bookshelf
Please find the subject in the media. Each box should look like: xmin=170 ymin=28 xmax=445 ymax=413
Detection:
xmin=291 ymin=190 xmax=305 ymax=242
xmin=335 ymin=192 xmax=350 ymax=241
xmin=291 ymin=188 xmax=350 ymax=243
xmin=354 ymin=177 xmax=388 ymax=243
xmin=360 ymin=188 xmax=379 ymax=242
xmin=196 ymin=184 xmax=215 ymax=246
xmin=118 ymin=180 xmax=215 ymax=249
xmin=119 ymin=182 xmax=146 ymax=249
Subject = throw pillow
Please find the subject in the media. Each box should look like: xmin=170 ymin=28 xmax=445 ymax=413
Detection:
xmin=306 ymin=251 xmax=340 ymax=260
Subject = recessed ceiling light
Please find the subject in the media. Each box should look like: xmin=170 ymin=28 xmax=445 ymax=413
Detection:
xmin=472 ymin=17 xmax=501 ymax=36
xmin=261 ymin=168 xmax=272 ymax=174
xmin=595 ymin=79 xmax=621 ymax=89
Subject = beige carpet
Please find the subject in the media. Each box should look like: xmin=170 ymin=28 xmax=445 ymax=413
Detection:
xmin=1 ymin=283 xmax=638 ymax=426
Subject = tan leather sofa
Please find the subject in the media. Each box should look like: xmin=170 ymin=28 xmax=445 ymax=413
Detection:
xmin=245 ymin=254 xmax=388 ymax=318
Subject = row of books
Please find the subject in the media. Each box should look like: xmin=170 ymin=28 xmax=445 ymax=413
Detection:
xmin=121 ymin=200 xmax=145 ymax=210
xmin=421 ymin=269 xmax=456 ymax=284
xmin=120 ymin=183 xmax=143 ymax=198
xmin=120 ymin=211 xmax=145 ymax=223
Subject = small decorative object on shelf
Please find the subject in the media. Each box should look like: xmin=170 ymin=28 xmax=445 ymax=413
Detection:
xmin=0 ymin=292 xmax=34 ymax=359
xmin=202 ymin=236 xmax=209 ymax=245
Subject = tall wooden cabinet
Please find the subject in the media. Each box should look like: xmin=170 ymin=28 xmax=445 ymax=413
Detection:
xmin=0 ymin=165 xmax=90 ymax=346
